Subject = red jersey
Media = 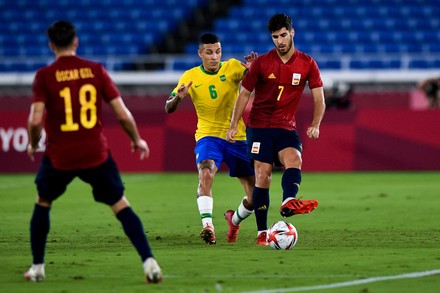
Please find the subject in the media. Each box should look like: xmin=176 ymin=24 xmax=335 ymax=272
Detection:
xmin=32 ymin=55 xmax=120 ymax=170
xmin=242 ymin=49 xmax=323 ymax=130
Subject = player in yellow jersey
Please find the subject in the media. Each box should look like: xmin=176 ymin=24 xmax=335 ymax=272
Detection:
xmin=165 ymin=33 xmax=257 ymax=245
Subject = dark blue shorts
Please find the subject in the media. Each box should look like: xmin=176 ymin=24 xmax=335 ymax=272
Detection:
xmin=194 ymin=136 xmax=254 ymax=177
xmin=246 ymin=127 xmax=302 ymax=167
xmin=35 ymin=153 xmax=124 ymax=205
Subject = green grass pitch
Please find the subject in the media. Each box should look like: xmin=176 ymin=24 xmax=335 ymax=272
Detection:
xmin=0 ymin=172 xmax=439 ymax=293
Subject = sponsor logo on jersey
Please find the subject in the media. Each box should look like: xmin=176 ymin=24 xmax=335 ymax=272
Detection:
xmin=268 ymin=73 xmax=276 ymax=79
xmin=292 ymin=73 xmax=301 ymax=85
xmin=220 ymin=74 xmax=226 ymax=81
xmin=251 ymin=142 xmax=261 ymax=154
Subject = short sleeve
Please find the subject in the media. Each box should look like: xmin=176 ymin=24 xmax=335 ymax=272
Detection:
xmin=307 ymin=59 xmax=323 ymax=89
xmin=100 ymin=64 xmax=121 ymax=102
xmin=32 ymin=69 xmax=47 ymax=103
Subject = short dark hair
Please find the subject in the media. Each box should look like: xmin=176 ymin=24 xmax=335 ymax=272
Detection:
xmin=46 ymin=21 xmax=76 ymax=47
xmin=267 ymin=14 xmax=293 ymax=33
xmin=199 ymin=33 xmax=220 ymax=46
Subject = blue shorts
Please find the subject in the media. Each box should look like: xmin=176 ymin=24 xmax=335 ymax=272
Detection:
xmin=246 ymin=127 xmax=302 ymax=167
xmin=194 ymin=136 xmax=254 ymax=177
xmin=35 ymin=153 xmax=124 ymax=205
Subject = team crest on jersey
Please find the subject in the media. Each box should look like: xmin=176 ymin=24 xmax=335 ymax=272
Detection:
xmin=292 ymin=73 xmax=301 ymax=85
xmin=220 ymin=74 xmax=226 ymax=81
xmin=251 ymin=142 xmax=261 ymax=154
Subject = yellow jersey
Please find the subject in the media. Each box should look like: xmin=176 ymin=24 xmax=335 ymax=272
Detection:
xmin=172 ymin=58 xmax=247 ymax=142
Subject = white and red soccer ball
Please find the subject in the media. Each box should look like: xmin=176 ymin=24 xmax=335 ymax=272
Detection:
xmin=267 ymin=221 xmax=298 ymax=250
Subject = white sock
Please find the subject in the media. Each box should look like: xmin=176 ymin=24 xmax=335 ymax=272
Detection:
xmin=197 ymin=196 xmax=213 ymax=228
xmin=232 ymin=197 xmax=253 ymax=226
xmin=143 ymin=257 xmax=159 ymax=273
xmin=282 ymin=197 xmax=295 ymax=205
xmin=32 ymin=264 xmax=45 ymax=271
xmin=257 ymin=230 xmax=268 ymax=236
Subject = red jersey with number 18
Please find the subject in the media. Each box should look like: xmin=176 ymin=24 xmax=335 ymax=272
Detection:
xmin=241 ymin=49 xmax=323 ymax=130
xmin=32 ymin=55 xmax=120 ymax=170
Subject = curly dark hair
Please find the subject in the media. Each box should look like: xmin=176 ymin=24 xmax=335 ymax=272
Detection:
xmin=46 ymin=21 xmax=76 ymax=48
xmin=267 ymin=14 xmax=293 ymax=33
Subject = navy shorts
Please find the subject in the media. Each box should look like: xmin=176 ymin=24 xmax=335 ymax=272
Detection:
xmin=246 ymin=127 xmax=302 ymax=167
xmin=35 ymin=153 xmax=125 ymax=206
xmin=194 ymin=136 xmax=254 ymax=177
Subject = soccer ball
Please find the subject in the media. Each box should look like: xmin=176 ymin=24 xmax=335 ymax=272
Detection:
xmin=267 ymin=221 xmax=298 ymax=250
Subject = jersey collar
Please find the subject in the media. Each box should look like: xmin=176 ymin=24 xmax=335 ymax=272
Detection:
xmin=199 ymin=62 xmax=223 ymax=75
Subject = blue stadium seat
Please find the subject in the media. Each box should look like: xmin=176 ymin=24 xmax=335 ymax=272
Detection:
xmin=350 ymin=59 xmax=401 ymax=70
xmin=408 ymin=59 xmax=440 ymax=69
xmin=171 ymin=60 xmax=201 ymax=71
xmin=316 ymin=60 xmax=342 ymax=70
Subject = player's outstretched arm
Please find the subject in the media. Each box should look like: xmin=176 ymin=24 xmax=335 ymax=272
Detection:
xmin=26 ymin=101 xmax=45 ymax=161
xmin=109 ymin=97 xmax=150 ymax=159
xmin=226 ymin=88 xmax=251 ymax=142
xmin=307 ymin=87 xmax=326 ymax=140
xmin=165 ymin=81 xmax=193 ymax=113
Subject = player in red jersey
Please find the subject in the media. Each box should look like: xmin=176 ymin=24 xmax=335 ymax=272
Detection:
xmin=24 ymin=21 xmax=162 ymax=284
xmin=226 ymin=14 xmax=326 ymax=245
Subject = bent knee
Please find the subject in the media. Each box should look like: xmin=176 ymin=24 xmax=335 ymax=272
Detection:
xmin=256 ymin=170 xmax=272 ymax=186
xmin=36 ymin=196 xmax=52 ymax=207
xmin=198 ymin=160 xmax=216 ymax=177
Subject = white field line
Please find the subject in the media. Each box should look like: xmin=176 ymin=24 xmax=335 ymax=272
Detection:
xmin=241 ymin=269 xmax=440 ymax=293
xmin=162 ymin=274 xmax=359 ymax=279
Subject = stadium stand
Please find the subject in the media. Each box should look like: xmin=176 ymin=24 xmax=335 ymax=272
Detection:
xmin=0 ymin=0 xmax=439 ymax=72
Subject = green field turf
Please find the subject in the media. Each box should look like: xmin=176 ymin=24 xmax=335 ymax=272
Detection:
xmin=0 ymin=172 xmax=439 ymax=293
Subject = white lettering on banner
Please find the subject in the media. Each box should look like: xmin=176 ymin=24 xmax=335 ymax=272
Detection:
xmin=0 ymin=127 xmax=46 ymax=152
xmin=12 ymin=128 xmax=28 ymax=152
xmin=39 ymin=131 xmax=46 ymax=151
xmin=0 ymin=128 xmax=14 ymax=152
